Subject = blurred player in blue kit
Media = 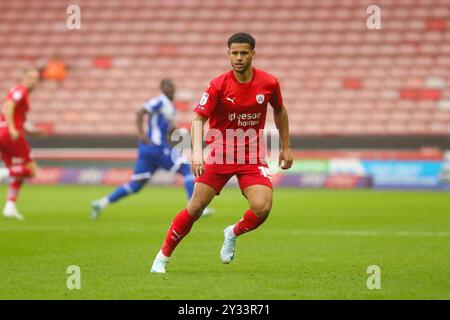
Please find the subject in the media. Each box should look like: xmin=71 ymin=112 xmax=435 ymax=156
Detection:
xmin=91 ymin=79 xmax=213 ymax=219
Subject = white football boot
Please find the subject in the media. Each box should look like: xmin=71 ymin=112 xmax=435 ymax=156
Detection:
xmin=90 ymin=197 xmax=109 ymax=220
xmin=220 ymin=225 xmax=237 ymax=264
xmin=151 ymin=250 xmax=170 ymax=273
xmin=3 ymin=201 xmax=24 ymax=221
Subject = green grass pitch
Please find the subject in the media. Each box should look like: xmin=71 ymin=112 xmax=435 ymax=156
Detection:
xmin=0 ymin=185 xmax=449 ymax=299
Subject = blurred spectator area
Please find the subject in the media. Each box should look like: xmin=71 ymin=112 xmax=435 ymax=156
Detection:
xmin=0 ymin=0 xmax=449 ymax=137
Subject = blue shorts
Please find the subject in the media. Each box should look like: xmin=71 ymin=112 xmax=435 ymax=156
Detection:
xmin=132 ymin=143 xmax=190 ymax=180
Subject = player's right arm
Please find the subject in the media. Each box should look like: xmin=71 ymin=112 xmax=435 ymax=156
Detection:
xmin=137 ymin=98 xmax=165 ymax=144
xmin=191 ymin=82 xmax=219 ymax=177
xmin=191 ymin=113 xmax=207 ymax=177
xmin=3 ymin=99 xmax=19 ymax=141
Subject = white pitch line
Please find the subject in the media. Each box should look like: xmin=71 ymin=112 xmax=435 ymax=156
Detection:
xmin=0 ymin=225 xmax=449 ymax=238
xmin=279 ymin=229 xmax=450 ymax=238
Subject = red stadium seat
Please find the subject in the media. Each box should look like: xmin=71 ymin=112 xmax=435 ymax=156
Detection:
xmin=0 ymin=0 xmax=448 ymax=136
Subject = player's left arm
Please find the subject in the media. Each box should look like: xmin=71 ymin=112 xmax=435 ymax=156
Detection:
xmin=3 ymin=99 xmax=20 ymax=140
xmin=136 ymin=107 xmax=150 ymax=144
xmin=273 ymin=105 xmax=293 ymax=170
xmin=24 ymin=122 xmax=45 ymax=137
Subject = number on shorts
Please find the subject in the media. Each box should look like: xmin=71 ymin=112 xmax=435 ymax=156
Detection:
xmin=258 ymin=166 xmax=271 ymax=178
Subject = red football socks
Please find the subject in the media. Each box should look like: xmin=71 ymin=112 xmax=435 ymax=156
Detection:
xmin=7 ymin=179 xmax=23 ymax=202
xmin=233 ymin=209 xmax=267 ymax=236
xmin=161 ymin=208 xmax=199 ymax=257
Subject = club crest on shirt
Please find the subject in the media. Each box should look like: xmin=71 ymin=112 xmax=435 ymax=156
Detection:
xmin=12 ymin=90 xmax=23 ymax=101
xmin=256 ymin=94 xmax=264 ymax=104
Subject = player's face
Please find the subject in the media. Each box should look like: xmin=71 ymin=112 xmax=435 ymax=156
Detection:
xmin=162 ymin=82 xmax=175 ymax=100
xmin=228 ymin=43 xmax=255 ymax=74
xmin=24 ymin=69 xmax=40 ymax=89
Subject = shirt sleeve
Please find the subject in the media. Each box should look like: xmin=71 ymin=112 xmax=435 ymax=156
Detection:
xmin=7 ymin=87 xmax=25 ymax=103
xmin=269 ymin=79 xmax=284 ymax=110
xmin=193 ymin=82 xmax=219 ymax=119
xmin=143 ymin=98 xmax=163 ymax=113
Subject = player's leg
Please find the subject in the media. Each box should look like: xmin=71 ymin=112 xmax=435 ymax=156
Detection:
xmin=106 ymin=174 xmax=149 ymax=204
xmin=3 ymin=177 xmax=25 ymax=220
xmin=237 ymin=184 xmax=272 ymax=232
xmin=0 ymin=136 xmax=10 ymax=182
xmin=150 ymin=182 xmax=219 ymax=273
xmin=220 ymin=185 xmax=272 ymax=264
xmin=8 ymin=161 xmax=36 ymax=178
xmin=175 ymin=162 xmax=215 ymax=216
xmin=8 ymin=161 xmax=37 ymax=203
xmin=3 ymin=162 xmax=36 ymax=221
xmin=159 ymin=144 xmax=215 ymax=216
xmin=151 ymin=162 xmax=232 ymax=273
xmin=3 ymin=136 xmax=36 ymax=179
xmin=220 ymin=164 xmax=273 ymax=263
xmin=164 ymin=182 xmax=217 ymax=252
xmin=91 ymin=146 xmax=156 ymax=219
xmin=177 ymin=163 xmax=194 ymax=199
xmin=0 ymin=163 xmax=33 ymax=181
xmin=157 ymin=147 xmax=195 ymax=200
xmin=2 ymin=139 xmax=35 ymax=221
xmin=91 ymin=175 xmax=150 ymax=218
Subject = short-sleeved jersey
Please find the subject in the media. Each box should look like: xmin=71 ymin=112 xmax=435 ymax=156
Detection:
xmin=193 ymin=68 xmax=283 ymax=164
xmin=0 ymin=85 xmax=30 ymax=133
xmin=143 ymin=94 xmax=176 ymax=145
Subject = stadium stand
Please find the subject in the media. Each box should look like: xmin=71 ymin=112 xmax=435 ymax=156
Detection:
xmin=0 ymin=0 xmax=449 ymax=136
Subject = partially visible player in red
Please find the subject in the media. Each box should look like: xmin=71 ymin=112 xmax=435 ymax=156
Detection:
xmin=0 ymin=68 xmax=42 ymax=220
xmin=151 ymin=33 xmax=293 ymax=273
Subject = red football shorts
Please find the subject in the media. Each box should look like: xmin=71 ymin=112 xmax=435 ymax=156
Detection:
xmin=195 ymin=163 xmax=273 ymax=194
xmin=0 ymin=130 xmax=33 ymax=169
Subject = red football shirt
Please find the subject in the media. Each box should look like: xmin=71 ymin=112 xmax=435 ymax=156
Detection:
xmin=1 ymin=85 xmax=30 ymax=133
xmin=194 ymin=68 xmax=283 ymax=164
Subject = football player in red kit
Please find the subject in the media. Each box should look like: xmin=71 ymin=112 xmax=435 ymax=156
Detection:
xmin=0 ymin=68 xmax=42 ymax=220
xmin=151 ymin=33 xmax=293 ymax=273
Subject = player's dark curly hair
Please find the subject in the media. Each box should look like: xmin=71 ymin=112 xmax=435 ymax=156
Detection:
xmin=227 ymin=32 xmax=256 ymax=50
